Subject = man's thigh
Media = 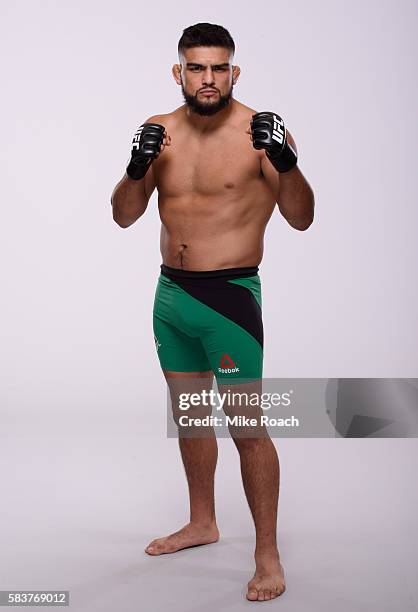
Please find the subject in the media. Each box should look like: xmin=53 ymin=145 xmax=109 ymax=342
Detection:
xmin=163 ymin=369 xmax=215 ymax=438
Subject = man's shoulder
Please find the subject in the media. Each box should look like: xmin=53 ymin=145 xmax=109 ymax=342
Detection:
xmin=235 ymin=100 xmax=257 ymax=113
xmin=233 ymin=99 xmax=258 ymax=118
xmin=230 ymin=100 xmax=258 ymax=130
xmin=145 ymin=107 xmax=184 ymax=127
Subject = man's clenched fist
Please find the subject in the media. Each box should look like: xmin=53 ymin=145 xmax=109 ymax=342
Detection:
xmin=126 ymin=123 xmax=166 ymax=180
xmin=249 ymin=112 xmax=297 ymax=173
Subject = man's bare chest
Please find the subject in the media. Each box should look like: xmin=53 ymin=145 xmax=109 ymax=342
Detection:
xmin=153 ymin=128 xmax=261 ymax=196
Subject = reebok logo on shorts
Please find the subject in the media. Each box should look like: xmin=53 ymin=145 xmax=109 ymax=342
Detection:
xmin=218 ymin=353 xmax=240 ymax=374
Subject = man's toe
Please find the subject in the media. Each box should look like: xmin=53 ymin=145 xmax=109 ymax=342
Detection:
xmin=146 ymin=542 xmax=160 ymax=555
xmin=246 ymin=588 xmax=259 ymax=601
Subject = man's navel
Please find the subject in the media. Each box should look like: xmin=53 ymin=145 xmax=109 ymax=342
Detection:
xmin=177 ymin=243 xmax=188 ymax=268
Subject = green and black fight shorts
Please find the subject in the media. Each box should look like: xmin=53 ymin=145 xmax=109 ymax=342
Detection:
xmin=153 ymin=264 xmax=263 ymax=384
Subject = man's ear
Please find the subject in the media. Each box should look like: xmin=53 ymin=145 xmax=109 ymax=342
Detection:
xmin=172 ymin=64 xmax=182 ymax=85
xmin=232 ymin=65 xmax=241 ymax=85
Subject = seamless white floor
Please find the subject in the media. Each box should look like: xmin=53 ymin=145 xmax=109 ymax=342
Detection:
xmin=1 ymin=415 xmax=417 ymax=612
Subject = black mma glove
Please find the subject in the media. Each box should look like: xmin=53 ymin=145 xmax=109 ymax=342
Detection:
xmin=126 ymin=123 xmax=165 ymax=180
xmin=250 ymin=112 xmax=297 ymax=173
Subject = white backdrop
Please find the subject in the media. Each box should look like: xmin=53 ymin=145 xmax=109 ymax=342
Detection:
xmin=1 ymin=1 xmax=417 ymax=425
xmin=1 ymin=2 xmax=418 ymax=611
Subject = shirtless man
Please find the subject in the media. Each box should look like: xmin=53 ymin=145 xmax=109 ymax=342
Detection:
xmin=111 ymin=23 xmax=314 ymax=602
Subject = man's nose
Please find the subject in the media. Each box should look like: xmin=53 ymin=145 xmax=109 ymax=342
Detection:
xmin=202 ymin=67 xmax=215 ymax=85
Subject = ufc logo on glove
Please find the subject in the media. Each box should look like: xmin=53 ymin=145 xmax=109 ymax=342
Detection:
xmin=272 ymin=115 xmax=285 ymax=145
xmin=131 ymin=126 xmax=144 ymax=151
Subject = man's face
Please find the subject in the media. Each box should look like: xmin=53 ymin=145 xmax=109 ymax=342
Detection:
xmin=174 ymin=46 xmax=239 ymax=116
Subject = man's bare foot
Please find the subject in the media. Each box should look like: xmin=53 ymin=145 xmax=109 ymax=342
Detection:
xmin=145 ymin=522 xmax=219 ymax=556
xmin=246 ymin=550 xmax=286 ymax=602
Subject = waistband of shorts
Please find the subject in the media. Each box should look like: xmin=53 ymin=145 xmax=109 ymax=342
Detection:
xmin=160 ymin=264 xmax=259 ymax=280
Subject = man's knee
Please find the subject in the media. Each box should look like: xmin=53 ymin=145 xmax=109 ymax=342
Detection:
xmin=231 ymin=434 xmax=270 ymax=452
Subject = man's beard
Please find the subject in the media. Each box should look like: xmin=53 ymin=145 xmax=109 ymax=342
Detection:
xmin=181 ymin=82 xmax=233 ymax=116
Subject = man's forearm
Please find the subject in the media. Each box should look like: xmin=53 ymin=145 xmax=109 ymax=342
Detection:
xmin=111 ymin=174 xmax=148 ymax=228
xmin=277 ymin=166 xmax=315 ymax=231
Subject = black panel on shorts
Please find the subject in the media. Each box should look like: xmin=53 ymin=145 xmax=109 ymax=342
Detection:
xmin=167 ymin=275 xmax=264 ymax=349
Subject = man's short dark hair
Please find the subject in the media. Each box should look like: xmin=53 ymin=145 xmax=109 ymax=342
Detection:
xmin=178 ymin=23 xmax=235 ymax=56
